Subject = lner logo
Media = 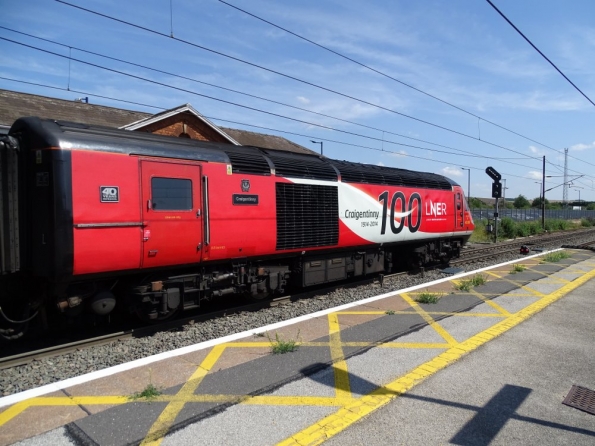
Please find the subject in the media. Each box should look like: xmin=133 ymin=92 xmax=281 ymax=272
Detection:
xmin=100 ymin=186 xmax=119 ymax=203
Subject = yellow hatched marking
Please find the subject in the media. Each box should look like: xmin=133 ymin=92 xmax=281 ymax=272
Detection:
xmin=518 ymin=284 xmax=548 ymax=297
xmin=467 ymin=289 xmax=510 ymax=315
xmin=483 ymin=271 xmax=504 ymax=279
xmin=278 ymin=264 xmax=595 ymax=446
xmin=400 ymin=293 xmax=458 ymax=347
xmin=422 ymin=311 xmax=505 ymax=317
xmin=337 ymin=310 xmax=400 ymax=315
xmin=140 ymin=344 xmax=226 ymax=446
xmin=312 ymin=310 xmax=505 ymax=318
xmin=0 ymin=395 xmax=130 ymax=426
xmin=328 ymin=314 xmax=351 ymax=399
xmin=514 ymin=267 xmax=548 ymax=277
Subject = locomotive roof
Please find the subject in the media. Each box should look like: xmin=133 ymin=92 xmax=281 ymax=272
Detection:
xmin=9 ymin=117 xmax=456 ymax=190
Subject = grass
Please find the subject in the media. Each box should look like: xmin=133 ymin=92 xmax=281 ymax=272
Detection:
xmin=455 ymin=274 xmax=487 ymax=292
xmin=130 ymin=383 xmax=161 ymax=401
xmin=415 ymin=291 xmax=442 ymax=304
xmin=510 ymin=264 xmax=526 ymax=274
xmin=385 ymin=310 xmax=396 ymax=315
xmin=468 ymin=217 xmax=594 ymax=243
xmin=267 ymin=331 xmax=300 ymax=354
xmin=541 ymin=251 xmax=571 ymax=263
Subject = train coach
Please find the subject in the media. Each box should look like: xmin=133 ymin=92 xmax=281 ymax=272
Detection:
xmin=0 ymin=117 xmax=474 ymax=340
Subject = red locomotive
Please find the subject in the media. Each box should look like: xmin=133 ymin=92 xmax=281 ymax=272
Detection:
xmin=0 ymin=117 xmax=474 ymax=340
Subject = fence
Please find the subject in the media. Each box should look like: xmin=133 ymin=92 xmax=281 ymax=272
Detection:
xmin=471 ymin=208 xmax=595 ymax=222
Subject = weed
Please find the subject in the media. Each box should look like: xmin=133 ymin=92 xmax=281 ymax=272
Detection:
xmin=254 ymin=332 xmax=266 ymax=337
xmin=541 ymin=251 xmax=571 ymax=263
xmin=267 ymin=331 xmax=300 ymax=354
xmin=385 ymin=310 xmax=396 ymax=315
xmin=456 ymin=280 xmax=472 ymax=292
xmin=455 ymin=274 xmax=487 ymax=291
xmin=415 ymin=291 xmax=441 ymax=304
xmin=510 ymin=264 xmax=526 ymax=274
xmin=130 ymin=383 xmax=161 ymax=401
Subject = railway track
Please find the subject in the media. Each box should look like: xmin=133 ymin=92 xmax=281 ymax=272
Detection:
xmin=4 ymin=227 xmax=595 ymax=372
xmin=457 ymin=227 xmax=595 ymax=265
xmin=0 ymin=284 xmax=362 ymax=370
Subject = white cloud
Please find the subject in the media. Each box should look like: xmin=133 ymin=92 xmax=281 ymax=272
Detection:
xmin=389 ymin=150 xmax=408 ymax=158
xmin=526 ymin=171 xmax=543 ymax=180
xmin=296 ymin=96 xmax=310 ymax=104
xmin=570 ymin=141 xmax=595 ymax=151
xmin=442 ymin=167 xmax=463 ymax=177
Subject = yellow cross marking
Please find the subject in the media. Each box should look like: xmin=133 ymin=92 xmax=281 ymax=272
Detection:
xmin=140 ymin=344 xmax=226 ymax=446
xmin=400 ymin=293 xmax=459 ymax=347
xmin=327 ymin=314 xmax=352 ymax=400
xmin=466 ymin=289 xmax=510 ymax=315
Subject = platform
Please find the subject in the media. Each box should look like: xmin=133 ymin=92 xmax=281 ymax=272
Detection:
xmin=1 ymin=249 xmax=594 ymax=445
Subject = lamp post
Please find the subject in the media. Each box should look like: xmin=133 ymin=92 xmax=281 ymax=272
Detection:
xmin=574 ymin=188 xmax=583 ymax=208
xmin=310 ymin=140 xmax=323 ymax=156
xmin=500 ymin=178 xmax=507 ymax=210
xmin=534 ymin=181 xmax=542 ymax=205
xmin=461 ymin=167 xmax=470 ymax=201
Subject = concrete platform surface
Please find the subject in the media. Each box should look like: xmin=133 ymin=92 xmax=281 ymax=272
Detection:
xmin=1 ymin=249 xmax=594 ymax=445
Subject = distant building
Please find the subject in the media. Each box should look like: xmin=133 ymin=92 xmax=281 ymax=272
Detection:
xmin=0 ymin=89 xmax=317 ymax=155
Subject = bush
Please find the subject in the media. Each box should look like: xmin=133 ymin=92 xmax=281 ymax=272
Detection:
xmin=581 ymin=218 xmax=593 ymax=227
xmin=515 ymin=223 xmax=530 ymax=237
xmin=499 ymin=217 xmax=516 ymax=239
xmin=527 ymin=221 xmax=543 ymax=235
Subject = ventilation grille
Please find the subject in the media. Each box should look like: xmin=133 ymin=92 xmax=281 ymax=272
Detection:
xmin=330 ymin=160 xmax=452 ymax=190
xmin=224 ymin=150 xmax=271 ymax=175
xmin=276 ymin=183 xmax=338 ymax=250
xmin=266 ymin=151 xmax=337 ymax=181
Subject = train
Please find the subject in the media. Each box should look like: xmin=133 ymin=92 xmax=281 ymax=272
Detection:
xmin=0 ymin=117 xmax=475 ymax=340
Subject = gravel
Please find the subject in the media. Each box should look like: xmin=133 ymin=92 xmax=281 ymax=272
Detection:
xmin=1 ymin=231 xmax=594 ymax=398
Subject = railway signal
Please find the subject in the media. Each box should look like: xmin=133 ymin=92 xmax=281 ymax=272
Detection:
xmin=485 ymin=166 xmax=502 ymax=242
xmin=485 ymin=166 xmax=501 ymax=182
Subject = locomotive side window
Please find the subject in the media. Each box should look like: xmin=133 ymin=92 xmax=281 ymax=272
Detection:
xmin=151 ymin=177 xmax=192 ymax=210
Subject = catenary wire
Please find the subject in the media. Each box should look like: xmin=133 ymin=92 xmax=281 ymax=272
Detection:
xmin=53 ymin=0 xmax=548 ymax=163
xmin=0 ymin=75 xmax=557 ymax=183
xmin=0 ymin=26 xmax=533 ymax=162
xmin=486 ymin=0 xmax=595 ymax=107
xmin=2 ymin=40 xmax=592 ymax=188
xmin=216 ymin=1 xmax=595 ymax=173
xmin=1 ymin=36 xmax=550 ymax=171
xmin=218 ymin=0 xmax=565 ymax=155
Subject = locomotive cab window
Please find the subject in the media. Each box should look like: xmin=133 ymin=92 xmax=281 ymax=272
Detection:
xmin=151 ymin=177 xmax=192 ymax=210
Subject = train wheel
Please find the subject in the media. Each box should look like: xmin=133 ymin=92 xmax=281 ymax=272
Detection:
xmin=247 ymin=279 xmax=271 ymax=301
xmin=135 ymin=303 xmax=180 ymax=323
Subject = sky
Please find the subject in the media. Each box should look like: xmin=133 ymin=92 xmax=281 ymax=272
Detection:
xmin=1 ymin=0 xmax=595 ymax=203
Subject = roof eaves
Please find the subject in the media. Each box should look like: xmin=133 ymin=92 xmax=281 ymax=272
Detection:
xmin=121 ymin=103 xmax=241 ymax=145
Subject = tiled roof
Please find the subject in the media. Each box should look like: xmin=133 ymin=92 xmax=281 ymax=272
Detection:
xmin=220 ymin=127 xmax=319 ymax=155
xmin=0 ymin=89 xmax=317 ymax=154
xmin=0 ymin=89 xmax=151 ymax=128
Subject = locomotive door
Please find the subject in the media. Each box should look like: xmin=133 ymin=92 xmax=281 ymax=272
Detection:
xmin=454 ymin=190 xmax=464 ymax=228
xmin=140 ymin=160 xmax=203 ymax=268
